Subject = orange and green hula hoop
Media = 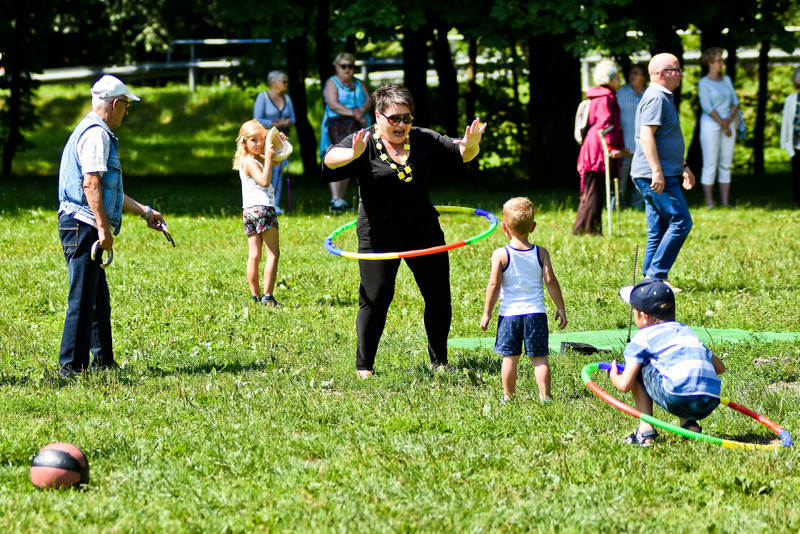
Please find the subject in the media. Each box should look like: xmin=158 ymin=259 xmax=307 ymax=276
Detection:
xmin=582 ymin=362 xmax=793 ymax=450
xmin=324 ymin=205 xmax=498 ymax=260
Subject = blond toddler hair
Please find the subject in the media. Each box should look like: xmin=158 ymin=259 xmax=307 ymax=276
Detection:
xmin=502 ymin=197 xmax=535 ymax=235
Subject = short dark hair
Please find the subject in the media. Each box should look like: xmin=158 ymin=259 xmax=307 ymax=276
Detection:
xmin=641 ymin=307 xmax=676 ymax=323
xmin=372 ymin=84 xmax=415 ymax=114
xmin=626 ymin=63 xmax=647 ymax=80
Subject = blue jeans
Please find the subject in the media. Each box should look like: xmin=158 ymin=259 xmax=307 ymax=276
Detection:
xmin=633 ymin=176 xmax=693 ymax=280
xmin=58 ymin=215 xmax=114 ymax=371
xmin=272 ymin=159 xmax=288 ymax=213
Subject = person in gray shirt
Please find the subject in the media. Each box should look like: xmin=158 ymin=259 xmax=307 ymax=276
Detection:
xmin=630 ymin=53 xmax=695 ymax=291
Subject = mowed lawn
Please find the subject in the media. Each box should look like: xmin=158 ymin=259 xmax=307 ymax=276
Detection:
xmin=1 ymin=168 xmax=799 ymax=532
xmin=2 ymin=83 xmax=800 ymax=532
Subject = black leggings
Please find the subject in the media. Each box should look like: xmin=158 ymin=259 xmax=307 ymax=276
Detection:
xmin=355 ymin=252 xmax=452 ymax=371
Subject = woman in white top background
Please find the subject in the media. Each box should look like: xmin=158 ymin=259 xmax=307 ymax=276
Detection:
xmin=698 ymin=47 xmax=740 ymax=209
xmin=779 ymin=67 xmax=800 ymax=207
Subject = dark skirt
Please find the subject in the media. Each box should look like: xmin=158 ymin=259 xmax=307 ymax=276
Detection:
xmin=572 ymin=170 xmax=604 ymax=236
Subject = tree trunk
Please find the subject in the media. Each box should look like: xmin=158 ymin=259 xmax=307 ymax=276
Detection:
xmin=1 ymin=55 xmax=22 ymax=178
xmin=687 ymin=25 xmax=726 ymax=174
xmin=527 ymin=35 xmax=581 ymax=189
xmin=403 ymin=26 xmax=431 ymax=127
xmin=754 ymin=38 xmax=769 ymax=174
xmin=286 ymin=37 xmax=318 ymax=176
xmin=431 ymin=25 xmax=459 ymax=136
xmin=315 ymin=0 xmax=334 ymax=84
xmin=465 ymin=37 xmax=477 ymax=126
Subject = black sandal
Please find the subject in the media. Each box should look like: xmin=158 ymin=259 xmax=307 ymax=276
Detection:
xmin=623 ymin=428 xmax=658 ymax=447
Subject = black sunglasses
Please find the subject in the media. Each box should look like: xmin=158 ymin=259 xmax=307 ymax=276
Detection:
xmin=115 ymin=99 xmax=133 ymax=112
xmin=338 ymin=63 xmax=355 ymax=70
xmin=380 ymin=112 xmax=414 ymax=126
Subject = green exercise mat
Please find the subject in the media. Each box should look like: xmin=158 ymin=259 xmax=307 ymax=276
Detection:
xmin=448 ymin=327 xmax=800 ymax=354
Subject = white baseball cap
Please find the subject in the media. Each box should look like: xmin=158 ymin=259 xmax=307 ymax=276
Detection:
xmin=90 ymin=75 xmax=141 ymax=102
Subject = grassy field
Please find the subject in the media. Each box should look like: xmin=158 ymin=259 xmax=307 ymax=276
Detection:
xmin=1 ymin=169 xmax=800 ymax=532
xmin=2 ymin=84 xmax=800 ymax=532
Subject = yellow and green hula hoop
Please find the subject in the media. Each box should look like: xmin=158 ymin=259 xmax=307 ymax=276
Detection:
xmin=582 ymin=362 xmax=793 ymax=450
xmin=324 ymin=205 xmax=498 ymax=260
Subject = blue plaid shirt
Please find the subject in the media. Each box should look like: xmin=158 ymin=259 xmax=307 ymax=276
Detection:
xmin=624 ymin=322 xmax=721 ymax=397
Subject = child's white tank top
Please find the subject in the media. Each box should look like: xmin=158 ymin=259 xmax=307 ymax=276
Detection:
xmin=498 ymin=245 xmax=546 ymax=317
xmin=240 ymin=158 xmax=275 ymax=209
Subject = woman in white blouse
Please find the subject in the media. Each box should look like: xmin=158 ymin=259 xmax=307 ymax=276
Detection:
xmin=698 ymin=47 xmax=739 ymax=209
xmin=780 ymin=67 xmax=800 ymax=207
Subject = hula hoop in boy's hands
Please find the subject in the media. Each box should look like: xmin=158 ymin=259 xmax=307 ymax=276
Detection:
xmin=582 ymin=361 xmax=793 ymax=450
xmin=324 ymin=206 xmax=498 ymax=259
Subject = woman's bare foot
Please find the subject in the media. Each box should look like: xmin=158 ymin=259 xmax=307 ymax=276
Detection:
xmin=355 ymin=370 xmax=373 ymax=379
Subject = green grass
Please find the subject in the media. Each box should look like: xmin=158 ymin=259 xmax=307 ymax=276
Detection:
xmin=10 ymin=82 xmax=324 ymax=178
xmin=1 ymin=166 xmax=800 ymax=531
xmin=2 ymin=82 xmax=800 ymax=532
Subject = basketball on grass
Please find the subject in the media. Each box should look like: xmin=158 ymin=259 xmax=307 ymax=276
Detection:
xmin=30 ymin=442 xmax=89 ymax=489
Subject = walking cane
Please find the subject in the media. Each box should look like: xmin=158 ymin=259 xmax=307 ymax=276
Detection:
xmin=598 ymin=125 xmax=614 ymax=236
xmin=614 ymin=177 xmax=620 ymax=234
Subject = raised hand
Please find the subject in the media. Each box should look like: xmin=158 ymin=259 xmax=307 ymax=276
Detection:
xmin=351 ymin=128 xmax=371 ymax=159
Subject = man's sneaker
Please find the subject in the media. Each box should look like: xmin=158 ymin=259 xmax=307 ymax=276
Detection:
xmin=59 ymin=366 xmax=82 ymax=378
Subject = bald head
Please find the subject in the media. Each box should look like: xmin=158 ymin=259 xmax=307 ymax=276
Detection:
xmin=648 ymin=53 xmax=683 ymax=90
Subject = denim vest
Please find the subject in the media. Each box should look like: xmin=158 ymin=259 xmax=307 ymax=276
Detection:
xmin=58 ymin=112 xmax=124 ymax=235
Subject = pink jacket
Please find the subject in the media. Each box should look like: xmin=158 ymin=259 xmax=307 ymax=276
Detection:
xmin=576 ymin=86 xmax=625 ymax=189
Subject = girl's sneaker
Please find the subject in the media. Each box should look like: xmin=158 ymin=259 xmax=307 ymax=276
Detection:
xmin=261 ymin=295 xmax=283 ymax=308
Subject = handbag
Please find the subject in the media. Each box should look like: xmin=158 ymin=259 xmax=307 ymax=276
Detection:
xmin=327 ymin=116 xmax=362 ymax=145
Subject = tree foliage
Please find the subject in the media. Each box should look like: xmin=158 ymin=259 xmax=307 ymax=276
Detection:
xmin=1 ymin=0 xmax=799 ymax=181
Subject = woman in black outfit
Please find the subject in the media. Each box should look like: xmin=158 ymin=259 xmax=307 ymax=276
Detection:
xmin=322 ymin=84 xmax=486 ymax=378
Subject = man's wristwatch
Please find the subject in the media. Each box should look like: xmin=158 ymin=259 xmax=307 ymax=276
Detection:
xmin=142 ymin=205 xmax=152 ymax=220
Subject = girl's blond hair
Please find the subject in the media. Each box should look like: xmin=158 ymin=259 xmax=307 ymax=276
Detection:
xmin=232 ymin=119 xmax=267 ymax=170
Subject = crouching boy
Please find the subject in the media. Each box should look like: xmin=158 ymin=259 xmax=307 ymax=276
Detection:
xmin=609 ymin=278 xmax=725 ymax=446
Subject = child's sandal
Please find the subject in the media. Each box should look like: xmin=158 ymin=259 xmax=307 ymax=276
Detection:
xmin=623 ymin=428 xmax=658 ymax=447
xmin=680 ymin=420 xmax=703 ymax=434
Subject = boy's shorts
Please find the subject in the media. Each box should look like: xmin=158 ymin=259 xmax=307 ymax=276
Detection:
xmin=493 ymin=313 xmax=549 ymax=357
xmin=641 ymin=363 xmax=720 ymax=420
xmin=243 ymin=205 xmax=278 ymax=235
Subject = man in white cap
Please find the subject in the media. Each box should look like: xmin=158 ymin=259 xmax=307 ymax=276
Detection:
xmin=57 ymin=75 xmax=168 ymax=377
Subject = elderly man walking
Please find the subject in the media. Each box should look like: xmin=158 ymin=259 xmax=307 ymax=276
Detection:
xmin=630 ymin=53 xmax=695 ymax=291
xmin=57 ymin=75 xmax=168 ymax=377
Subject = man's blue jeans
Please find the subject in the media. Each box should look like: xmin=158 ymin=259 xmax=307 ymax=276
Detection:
xmin=58 ymin=215 xmax=114 ymax=372
xmin=633 ymin=176 xmax=693 ymax=280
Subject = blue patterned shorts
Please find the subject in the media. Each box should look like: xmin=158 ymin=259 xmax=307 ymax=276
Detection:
xmin=641 ymin=363 xmax=720 ymax=420
xmin=243 ymin=205 xmax=278 ymax=235
xmin=493 ymin=313 xmax=549 ymax=357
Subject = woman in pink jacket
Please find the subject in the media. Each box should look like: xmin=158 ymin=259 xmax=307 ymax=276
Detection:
xmin=573 ymin=59 xmax=628 ymax=236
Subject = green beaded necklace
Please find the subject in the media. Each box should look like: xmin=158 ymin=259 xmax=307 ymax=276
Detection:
xmin=374 ymin=125 xmax=412 ymax=182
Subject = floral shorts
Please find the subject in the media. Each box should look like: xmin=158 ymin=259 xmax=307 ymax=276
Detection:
xmin=243 ymin=205 xmax=278 ymax=235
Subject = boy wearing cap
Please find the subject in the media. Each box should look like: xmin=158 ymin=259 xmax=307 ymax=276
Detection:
xmin=608 ymin=278 xmax=725 ymax=446
xmin=57 ymin=75 xmax=168 ymax=377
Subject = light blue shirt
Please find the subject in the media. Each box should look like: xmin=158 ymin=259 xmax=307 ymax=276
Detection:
xmin=624 ymin=322 xmax=721 ymax=398
xmin=616 ymin=83 xmax=645 ymax=154
xmin=698 ymin=75 xmax=738 ymax=129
